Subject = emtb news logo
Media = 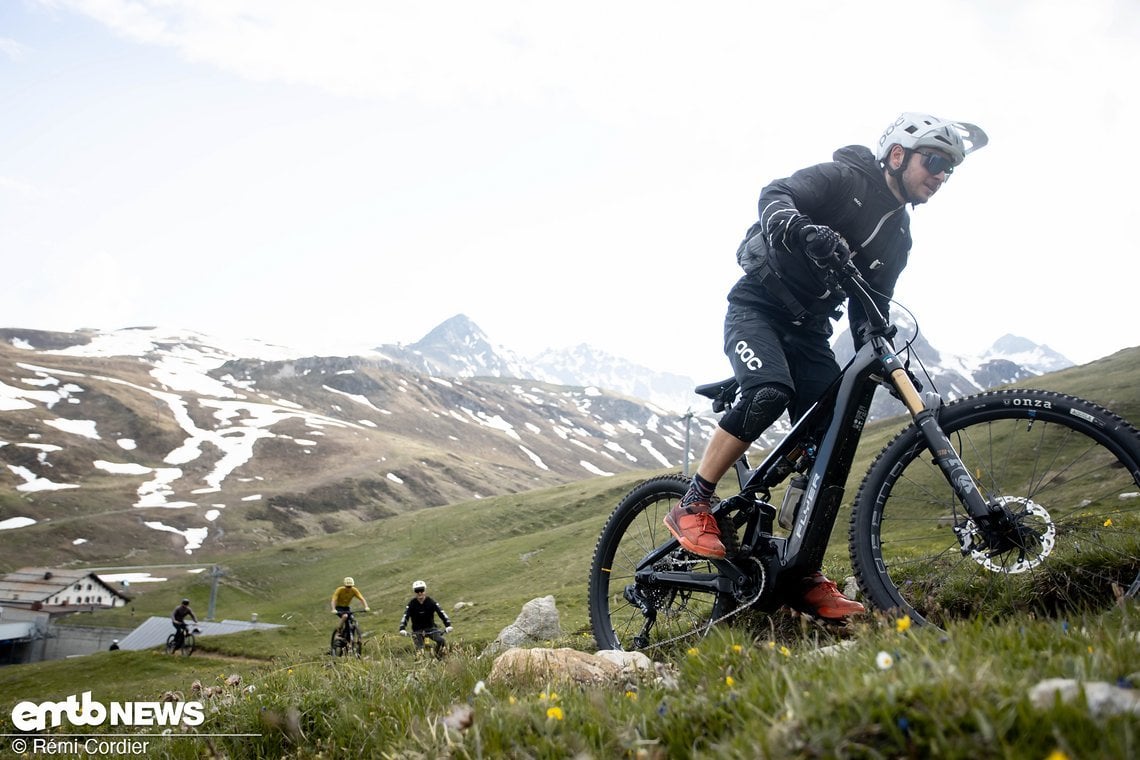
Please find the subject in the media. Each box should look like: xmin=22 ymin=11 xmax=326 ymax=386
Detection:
xmin=10 ymin=691 xmax=205 ymax=731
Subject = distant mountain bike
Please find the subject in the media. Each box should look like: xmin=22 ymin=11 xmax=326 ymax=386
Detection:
xmin=330 ymin=611 xmax=363 ymax=657
xmin=590 ymin=245 xmax=1140 ymax=651
xmin=165 ymin=626 xmax=198 ymax=656
xmin=408 ymin=628 xmax=449 ymax=659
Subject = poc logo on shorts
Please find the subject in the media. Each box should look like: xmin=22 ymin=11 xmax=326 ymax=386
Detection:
xmin=734 ymin=341 xmax=763 ymax=371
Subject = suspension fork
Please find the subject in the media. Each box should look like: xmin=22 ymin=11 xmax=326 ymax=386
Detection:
xmin=882 ymin=353 xmax=994 ymax=521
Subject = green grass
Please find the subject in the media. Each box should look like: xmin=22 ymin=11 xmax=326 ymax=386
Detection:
xmin=3 ymin=611 xmax=1137 ymax=758
xmin=3 ymin=349 xmax=1140 ymax=757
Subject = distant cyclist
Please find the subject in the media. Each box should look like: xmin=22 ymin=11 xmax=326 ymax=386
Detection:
xmin=330 ymin=576 xmax=370 ymax=640
xmin=398 ymin=580 xmax=452 ymax=656
xmin=171 ymin=598 xmax=198 ymax=649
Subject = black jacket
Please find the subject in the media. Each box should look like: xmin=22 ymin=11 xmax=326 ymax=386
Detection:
xmin=731 ymin=145 xmax=910 ymax=344
xmin=399 ymin=596 xmax=451 ymax=632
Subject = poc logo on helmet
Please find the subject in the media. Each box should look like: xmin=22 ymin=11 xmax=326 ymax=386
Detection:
xmin=734 ymin=341 xmax=762 ymax=371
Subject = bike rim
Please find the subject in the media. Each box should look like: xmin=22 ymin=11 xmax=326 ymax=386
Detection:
xmin=866 ymin=410 xmax=1140 ymax=625
xmin=593 ymin=481 xmax=734 ymax=651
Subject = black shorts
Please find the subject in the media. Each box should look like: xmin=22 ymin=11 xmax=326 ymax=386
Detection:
xmin=723 ymin=302 xmax=839 ymax=421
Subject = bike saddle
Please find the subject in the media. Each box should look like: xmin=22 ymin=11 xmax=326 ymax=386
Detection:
xmin=695 ymin=378 xmax=739 ymax=412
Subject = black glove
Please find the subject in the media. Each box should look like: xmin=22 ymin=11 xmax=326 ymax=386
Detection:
xmin=797 ymin=225 xmax=852 ymax=269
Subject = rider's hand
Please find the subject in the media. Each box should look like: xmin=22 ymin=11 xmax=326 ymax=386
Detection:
xmin=399 ymin=629 xmax=408 ymax=636
xmin=798 ymin=225 xmax=852 ymax=269
xmin=445 ymin=626 xmax=453 ymax=633
xmin=364 ymin=607 xmax=371 ymax=612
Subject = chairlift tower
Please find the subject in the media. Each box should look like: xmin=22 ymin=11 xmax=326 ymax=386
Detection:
xmin=207 ymin=565 xmax=225 ymax=621
xmin=680 ymin=410 xmax=694 ymax=476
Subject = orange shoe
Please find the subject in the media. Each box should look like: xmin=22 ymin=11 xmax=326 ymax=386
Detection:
xmin=663 ymin=501 xmax=726 ymax=559
xmin=798 ymin=572 xmax=865 ymax=620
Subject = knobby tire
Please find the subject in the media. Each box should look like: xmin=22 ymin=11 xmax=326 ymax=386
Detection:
xmin=850 ymin=389 xmax=1140 ymax=626
xmin=589 ymin=475 xmax=736 ymax=651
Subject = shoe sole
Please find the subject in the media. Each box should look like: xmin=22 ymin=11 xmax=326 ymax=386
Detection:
xmin=662 ymin=514 xmax=726 ymax=559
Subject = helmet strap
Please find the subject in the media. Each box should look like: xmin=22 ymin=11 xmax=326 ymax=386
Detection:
xmin=885 ymin=148 xmax=915 ymax=205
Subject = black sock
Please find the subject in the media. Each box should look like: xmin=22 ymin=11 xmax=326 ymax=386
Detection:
xmin=680 ymin=474 xmax=717 ymax=510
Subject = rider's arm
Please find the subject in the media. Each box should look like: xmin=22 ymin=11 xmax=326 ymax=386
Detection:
xmin=758 ymin=161 xmax=848 ymax=256
xmin=435 ymin=602 xmax=451 ymax=628
xmin=353 ymin=587 xmax=369 ymax=609
xmin=398 ymin=603 xmax=410 ymax=631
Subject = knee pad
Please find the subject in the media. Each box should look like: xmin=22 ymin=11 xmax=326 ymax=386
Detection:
xmin=719 ymin=384 xmax=791 ymax=442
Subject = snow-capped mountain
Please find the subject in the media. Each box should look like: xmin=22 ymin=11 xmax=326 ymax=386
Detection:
xmin=374 ymin=314 xmax=703 ymax=414
xmin=378 ymin=313 xmax=1074 ymax=418
xmin=832 ymin=313 xmax=1075 ymax=420
xmin=0 ymin=324 xmax=715 ymax=566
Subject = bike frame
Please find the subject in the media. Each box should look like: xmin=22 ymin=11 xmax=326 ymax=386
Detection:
xmin=635 ymin=263 xmax=994 ymax=595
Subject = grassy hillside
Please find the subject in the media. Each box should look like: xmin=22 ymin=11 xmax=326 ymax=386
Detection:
xmin=2 ymin=347 xmax=1139 ymax=757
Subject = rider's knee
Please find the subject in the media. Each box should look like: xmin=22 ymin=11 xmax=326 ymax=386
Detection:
xmin=719 ymin=383 xmax=791 ymax=441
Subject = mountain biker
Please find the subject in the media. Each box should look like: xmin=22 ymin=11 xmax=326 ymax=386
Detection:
xmin=171 ymin=598 xmax=198 ymax=648
xmin=398 ymin=580 xmax=453 ymax=656
xmin=665 ymin=112 xmax=989 ymax=621
xmin=330 ymin=576 xmax=370 ymax=640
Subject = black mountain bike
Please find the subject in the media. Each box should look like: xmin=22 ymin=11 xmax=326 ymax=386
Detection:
xmin=165 ymin=626 xmax=198 ymax=656
xmin=331 ymin=611 xmax=363 ymax=658
xmin=590 ymin=256 xmax=1140 ymax=651
xmin=411 ymin=627 xmax=449 ymax=659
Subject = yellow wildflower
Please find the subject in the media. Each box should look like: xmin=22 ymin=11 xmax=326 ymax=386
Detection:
xmin=896 ymin=615 xmax=912 ymax=634
xmin=546 ymin=706 xmax=564 ymax=721
xmin=725 ymin=676 xmax=735 ymax=687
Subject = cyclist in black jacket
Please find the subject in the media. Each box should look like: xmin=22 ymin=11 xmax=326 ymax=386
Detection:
xmin=666 ymin=113 xmax=988 ymax=621
xmin=398 ymin=580 xmax=453 ymax=656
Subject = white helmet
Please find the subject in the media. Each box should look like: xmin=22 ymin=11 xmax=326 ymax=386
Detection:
xmin=343 ymin=577 xmax=354 ymax=587
xmin=412 ymin=580 xmax=426 ymax=592
xmin=876 ymin=112 xmax=988 ymax=167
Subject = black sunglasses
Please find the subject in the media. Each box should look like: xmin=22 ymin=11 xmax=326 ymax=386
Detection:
xmin=917 ymin=151 xmax=955 ymax=176
xmin=414 ymin=588 xmax=425 ymax=593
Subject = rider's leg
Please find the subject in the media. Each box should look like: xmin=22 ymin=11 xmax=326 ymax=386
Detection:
xmin=781 ymin=324 xmax=864 ymax=620
xmin=429 ymin=630 xmax=447 ymax=657
xmin=665 ymin=306 xmax=794 ymax=559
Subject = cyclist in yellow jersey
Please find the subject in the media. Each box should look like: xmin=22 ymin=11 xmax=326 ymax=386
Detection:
xmin=330 ymin=576 xmax=370 ymax=638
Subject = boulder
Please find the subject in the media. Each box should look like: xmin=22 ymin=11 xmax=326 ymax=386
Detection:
xmin=482 ymin=595 xmax=562 ymax=656
xmin=487 ymin=647 xmax=620 ymax=686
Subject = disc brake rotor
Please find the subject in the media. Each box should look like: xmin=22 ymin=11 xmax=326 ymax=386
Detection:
xmin=962 ymin=496 xmax=1056 ymax=574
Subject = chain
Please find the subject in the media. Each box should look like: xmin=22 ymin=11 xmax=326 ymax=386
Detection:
xmin=636 ymin=560 xmax=766 ymax=653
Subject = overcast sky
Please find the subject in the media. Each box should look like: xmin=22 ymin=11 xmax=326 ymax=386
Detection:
xmin=2 ymin=0 xmax=1136 ymax=382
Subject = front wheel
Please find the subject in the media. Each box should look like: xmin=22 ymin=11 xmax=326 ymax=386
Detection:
xmin=588 ymin=475 xmax=738 ymax=651
xmin=850 ymin=389 xmax=1140 ymax=626
xmin=330 ymin=629 xmax=348 ymax=657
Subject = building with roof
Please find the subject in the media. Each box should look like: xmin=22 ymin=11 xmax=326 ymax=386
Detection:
xmin=0 ymin=567 xmax=132 ymax=611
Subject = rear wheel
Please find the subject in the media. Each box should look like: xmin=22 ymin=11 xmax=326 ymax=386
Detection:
xmin=589 ymin=475 xmax=738 ymax=651
xmin=850 ymin=389 xmax=1140 ymax=626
